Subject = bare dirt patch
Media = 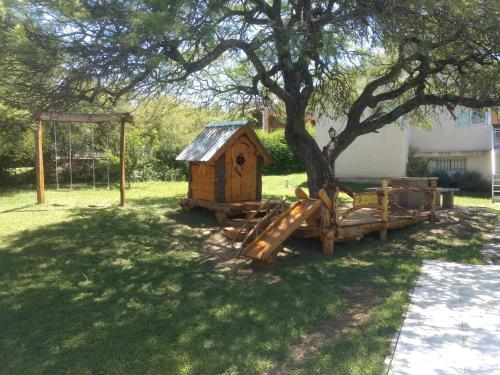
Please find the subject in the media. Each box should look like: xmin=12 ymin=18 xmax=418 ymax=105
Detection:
xmin=271 ymin=284 xmax=377 ymax=375
xmin=427 ymin=207 xmax=497 ymax=239
xmin=200 ymin=231 xmax=249 ymax=272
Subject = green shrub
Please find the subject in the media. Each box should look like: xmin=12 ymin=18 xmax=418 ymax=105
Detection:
xmin=153 ymin=146 xmax=189 ymax=181
xmin=405 ymin=146 xmax=489 ymax=192
xmin=123 ymin=97 xmax=222 ymax=182
xmin=429 ymin=170 xmax=453 ymax=188
xmin=0 ymin=167 xmax=35 ymax=187
xmin=255 ymin=128 xmax=305 ymax=175
xmin=452 ymin=171 xmax=490 ymax=192
xmin=125 ymin=127 xmax=190 ymax=182
xmin=429 ymin=170 xmax=490 ymax=192
xmin=406 ymin=146 xmax=429 ymax=177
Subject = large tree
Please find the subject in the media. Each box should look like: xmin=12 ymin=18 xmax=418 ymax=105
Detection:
xmin=1 ymin=0 xmax=499 ymax=196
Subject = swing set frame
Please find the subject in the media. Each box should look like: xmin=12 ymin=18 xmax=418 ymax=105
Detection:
xmin=35 ymin=112 xmax=133 ymax=206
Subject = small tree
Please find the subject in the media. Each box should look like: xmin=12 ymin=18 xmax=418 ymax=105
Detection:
xmin=406 ymin=147 xmax=429 ymax=177
xmin=1 ymin=0 xmax=499 ymax=196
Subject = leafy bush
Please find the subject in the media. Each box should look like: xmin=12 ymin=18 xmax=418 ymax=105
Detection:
xmin=406 ymin=146 xmax=429 ymax=177
xmin=255 ymin=128 xmax=305 ymax=175
xmin=429 ymin=170 xmax=490 ymax=192
xmin=0 ymin=167 xmax=35 ymax=187
xmin=152 ymin=146 xmax=189 ymax=181
xmin=451 ymin=171 xmax=490 ymax=192
xmin=123 ymin=97 xmax=222 ymax=182
xmin=125 ymin=128 xmax=189 ymax=182
xmin=406 ymin=147 xmax=489 ymax=192
xmin=429 ymin=170 xmax=453 ymax=188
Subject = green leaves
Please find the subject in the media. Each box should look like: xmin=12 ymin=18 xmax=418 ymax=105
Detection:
xmin=0 ymin=0 xmax=498 ymax=193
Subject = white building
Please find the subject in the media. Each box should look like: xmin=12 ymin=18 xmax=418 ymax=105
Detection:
xmin=316 ymin=108 xmax=499 ymax=184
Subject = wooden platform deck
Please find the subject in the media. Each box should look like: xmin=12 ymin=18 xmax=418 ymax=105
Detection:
xmin=183 ymin=179 xmax=438 ymax=268
xmin=179 ymin=197 xmax=279 ymax=222
xmin=238 ymin=180 xmax=437 ymax=266
xmin=295 ymin=206 xmax=430 ymax=242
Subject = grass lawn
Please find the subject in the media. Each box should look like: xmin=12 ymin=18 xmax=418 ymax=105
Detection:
xmin=0 ymin=175 xmax=497 ymax=374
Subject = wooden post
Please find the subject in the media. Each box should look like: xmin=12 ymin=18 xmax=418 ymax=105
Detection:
xmin=318 ymin=188 xmax=334 ymax=212
xmin=333 ymin=187 xmax=339 ymax=223
xmin=320 ymin=206 xmax=335 ymax=256
xmin=435 ymin=190 xmax=441 ymax=208
xmin=119 ymin=118 xmax=126 ymax=206
xmin=35 ymin=120 xmax=46 ymax=204
xmin=380 ymin=179 xmax=389 ymax=241
xmin=430 ymin=180 xmax=437 ymax=222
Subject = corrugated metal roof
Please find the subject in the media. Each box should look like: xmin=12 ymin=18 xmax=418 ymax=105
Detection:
xmin=206 ymin=120 xmax=247 ymax=127
xmin=176 ymin=121 xmax=248 ymax=162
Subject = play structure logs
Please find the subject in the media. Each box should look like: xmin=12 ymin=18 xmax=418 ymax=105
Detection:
xmin=178 ymin=120 xmax=439 ymax=268
xmin=237 ymin=179 xmax=438 ymax=268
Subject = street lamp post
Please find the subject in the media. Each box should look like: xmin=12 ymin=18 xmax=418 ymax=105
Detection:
xmin=328 ymin=126 xmax=336 ymax=142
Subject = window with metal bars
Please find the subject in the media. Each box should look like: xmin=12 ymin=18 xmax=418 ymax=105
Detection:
xmin=429 ymin=158 xmax=467 ymax=174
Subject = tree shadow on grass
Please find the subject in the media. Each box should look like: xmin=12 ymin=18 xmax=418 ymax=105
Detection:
xmin=0 ymin=205 xmax=361 ymax=374
xmin=126 ymin=195 xmax=182 ymax=208
xmin=0 ymin=205 xmax=495 ymax=374
xmin=127 ymin=195 xmax=222 ymax=228
xmin=0 ymin=204 xmax=37 ymax=214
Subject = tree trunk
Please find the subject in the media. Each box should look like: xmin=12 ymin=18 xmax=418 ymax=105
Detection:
xmin=284 ymin=100 xmax=333 ymax=198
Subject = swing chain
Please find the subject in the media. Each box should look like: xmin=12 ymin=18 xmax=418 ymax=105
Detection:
xmin=52 ymin=122 xmax=60 ymax=190
xmin=69 ymin=122 xmax=73 ymax=190
xmin=91 ymin=125 xmax=96 ymax=189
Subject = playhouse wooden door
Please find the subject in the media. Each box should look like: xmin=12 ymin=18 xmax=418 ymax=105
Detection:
xmin=228 ymin=137 xmax=257 ymax=201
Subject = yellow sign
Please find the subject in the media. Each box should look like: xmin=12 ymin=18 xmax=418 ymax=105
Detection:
xmin=353 ymin=192 xmax=378 ymax=208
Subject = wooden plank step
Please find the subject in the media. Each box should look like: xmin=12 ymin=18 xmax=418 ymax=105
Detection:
xmin=240 ymin=201 xmax=278 ymax=211
xmin=236 ymin=197 xmax=287 ymax=255
xmin=223 ymin=226 xmax=247 ymax=241
xmin=242 ymin=199 xmax=322 ymax=262
xmin=224 ymin=218 xmax=260 ymax=227
xmin=244 ymin=209 xmax=268 ymax=218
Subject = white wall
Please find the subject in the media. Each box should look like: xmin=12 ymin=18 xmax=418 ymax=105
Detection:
xmin=467 ymin=153 xmax=493 ymax=179
xmin=316 ymin=117 xmax=409 ymax=178
xmin=410 ymin=109 xmax=492 ymax=180
xmin=316 ymin=108 xmax=493 ymax=180
xmin=410 ymin=110 xmax=492 ymax=152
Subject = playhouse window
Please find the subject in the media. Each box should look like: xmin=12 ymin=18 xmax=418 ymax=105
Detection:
xmin=236 ymin=154 xmax=246 ymax=166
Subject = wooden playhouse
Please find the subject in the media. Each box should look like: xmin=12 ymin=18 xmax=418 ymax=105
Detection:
xmin=177 ymin=120 xmax=273 ymax=221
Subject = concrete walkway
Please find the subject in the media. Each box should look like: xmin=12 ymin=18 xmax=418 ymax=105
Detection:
xmin=389 ymin=260 xmax=500 ymax=375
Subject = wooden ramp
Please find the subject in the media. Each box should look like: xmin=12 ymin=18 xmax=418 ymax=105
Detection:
xmin=242 ymin=199 xmax=322 ymax=263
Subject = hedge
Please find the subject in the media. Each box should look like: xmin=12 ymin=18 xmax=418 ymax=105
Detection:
xmin=255 ymin=128 xmax=305 ymax=175
xmin=428 ymin=170 xmax=490 ymax=192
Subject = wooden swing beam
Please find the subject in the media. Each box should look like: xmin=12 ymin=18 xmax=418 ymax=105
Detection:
xmin=35 ymin=112 xmax=133 ymax=206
